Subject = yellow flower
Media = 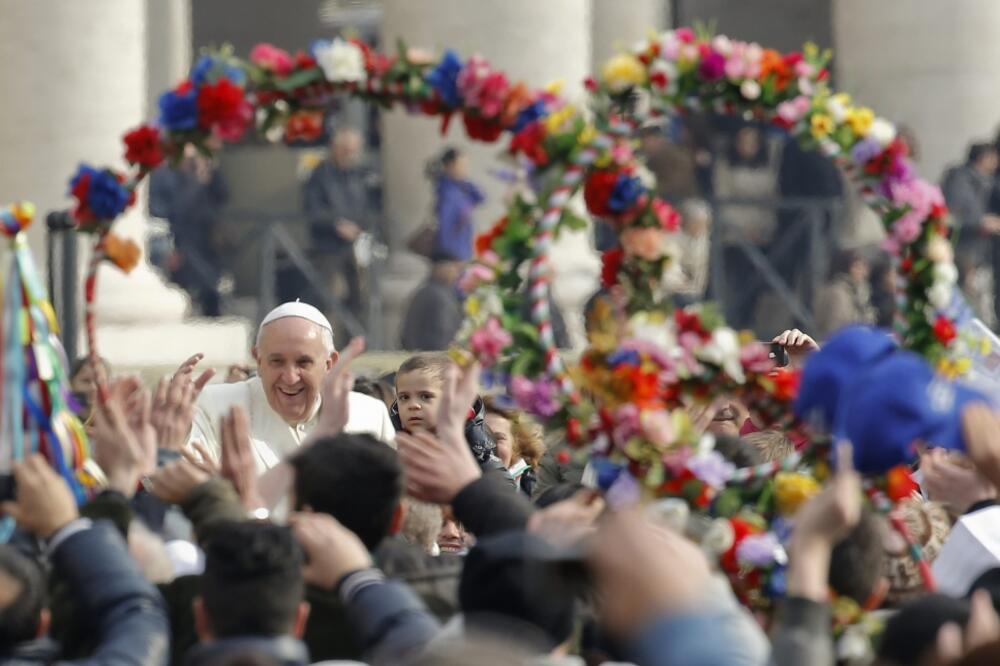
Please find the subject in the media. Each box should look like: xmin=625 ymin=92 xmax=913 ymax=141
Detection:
xmin=601 ymin=53 xmax=647 ymax=93
xmin=577 ymin=124 xmax=597 ymax=147
xmin=937 ymin=357 xmax=971 ymax=379
xmin=545 ymin=79 xmax=565 ymax=95
xmin=846 ymin=107 xmax=874 ymax=136
xmin=775 ymin=472 xmax=821 ymax=515
xmin=544 ymin=105 xmax=576 ymax=135
xmin=810 ymin=113 xmax=834 ymax=140
xmin=464 ymin=296 xmax=481 ymax=318
xmin=831 ymin=92 xmax=852 ymax=107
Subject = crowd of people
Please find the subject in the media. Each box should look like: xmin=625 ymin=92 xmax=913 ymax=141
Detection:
xmin=6 ymin=298 xmax=1000 ymax=666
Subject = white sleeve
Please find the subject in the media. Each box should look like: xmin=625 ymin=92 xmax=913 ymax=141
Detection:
xmin=932 ymin=505 xmax=1000 ymax=596
xmin=187 ymin=404 xmax=221 ymax=462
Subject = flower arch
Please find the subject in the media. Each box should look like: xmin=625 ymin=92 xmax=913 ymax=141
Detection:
xmin=60 ymin=27 xmax=961 ymax=610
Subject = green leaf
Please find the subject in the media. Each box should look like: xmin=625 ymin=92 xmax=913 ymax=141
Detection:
xmin=275 ymin=68 xmax=323 ymax=92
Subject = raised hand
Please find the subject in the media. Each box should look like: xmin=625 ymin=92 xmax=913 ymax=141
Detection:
xmin=0 ymin=454 xmax=79 ymax=538
xmin=527 ymin=489 xmax=605 ymax=549
xmin=920 ymin=448 xmax=997 ymax=517
xmin=152 ymin=353 xmax=216 ymax=451
xmin=289 ymin=511 xmax=373 ymax=590
xmin=397 ymin=430 xmax=481 ymax=505
xmin=220 ymin=406 xmax=263 ymax=510
xmin=91 ymin=380 xmax=148 ymax=497
xmin=772 ymin=328 xmax=820 ymax=367
xmin=145 ymin=458 xmax=211 ymax=506
xmin=962 ymin=403 xmax=1000 ymax=491
xmin=313 ymin=337 xmax=365 ymax=439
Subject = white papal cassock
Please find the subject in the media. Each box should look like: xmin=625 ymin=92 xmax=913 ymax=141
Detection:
xmin=188 ymin=375 xmax=395 ymax=473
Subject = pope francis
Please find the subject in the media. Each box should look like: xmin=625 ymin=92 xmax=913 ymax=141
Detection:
xmin=187 ymin=301 xmax=394 ymax=471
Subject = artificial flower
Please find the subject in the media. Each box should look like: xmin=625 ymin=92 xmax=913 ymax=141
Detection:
xmin=462 ymin=111 xmax=504 ymax=142
xmin=846 ymin=106 xmax=875 ymax=136
xmin=687 ymin=450 xmax=736 ymax=489
xmin=620 ymin=226 xmax=669 ymax=261
xmin=739 ymin=79 xmax=761 ymax=100
xmin=926 ymin=235 xmax=954 ymax=264
xmin=197 ymin=78 xmax=253 ymax=140
xmin=584 ymin=170 xmax=620 ymax=218
xmin=469 ymin=317 xmax=512 ymax=366
xmin=158 ymin=82 xmax=199 ymax=131
xmin=810 ymin=113 xmax=834 ymax=140
xmin=600 ymin=247 xmax=624 ymax=288
xmin=69 ymin=164 xmax=134 ymax=223
xmin=697 ymin=328 xmax=746 ymax=383
xmin=933 ymin=315 xmax=957 ymax=344
xmin=826 ymin=93 xmax=851 ymax=123
xmin=611 ymin=403 xmax=641 ymax=448
xmin=543 ymin=104 xmax=577 ymax=135
xmin=850 ymin=137 xmax=883 ymax=166
xmin=698 ymin=50 xmax=727 ymax=80
xmin=509 ymin=121 xmax=549 ymax=165
xmin=721 ymin=518 xmax=761 ymax=572
xmin=651 ymin=498 xmax=690 ymax=533
xmin=457 ymin=263 xmax=495 ymax=294
xmin=737 ymin=532 xmax=788 ymax=567
xmin=510 ymin=375 xmax=562 ymax=418
xmin=649 ymin=60 xmax=677 ymax=92
xmin=122 ymin=125 xmax=164 ymax=169
xmin=190 ymin=54 xmax=246 ymax=87
xmin=640 ymin=409 xmax=676 ymax=447
xmin=250 ymin=43 xmax=293 ymax=76
xmin=652 ymin=198 xmax=681 ymax=231
xmin=759 ymin=48 xmax=792 ymax=90
xmin=425 ymin=49 xmax=464 ymax=108
xmin=601 ymin=53 xmax=647 ymax=93
xmin=313 ymin=38 xmax=366 ymax=84
xmin=500 ymin=81 xmax=534 ymax=128
xmin=456 ymin=56 xmax=510 ymax=118
xmin=103 ymin=233 xmax=141 ymax=273
xmin=775 ymin=95 xmax=810 ymax=126
xmin=868 ymin=117 xmax=897 ymax=146
xmin=284 ymin=110 xmax=324 ymax=142
xmin=608 ymin=173 xmax=645 ymax=213
xmin=774 ymin=472 xmax=820 ymax=515
xmin=702 ymin=517 xmax=736 ymax=555
xmin=886 ymin=465 xmax=921 ymax=502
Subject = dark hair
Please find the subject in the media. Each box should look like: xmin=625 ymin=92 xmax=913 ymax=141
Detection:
xmin=69 ymin=356 xmax=110 ymax=382
xmin=425 ymin=147 xmax=461 ymax=180
xmin=878 ymin=593 xmax=969 ymax=665
xmin=200 ymin=522 xmax=304 ymax=639
xmin=828 ymin=508 xmax=885 ymax=604
xmin=288 ymin=433 xmax=402 ymax=550
xmin=0 ymin=546 xmax=46 ymax=651
xmin=396 ymin=353 xmax=453 ymax=387
xmin=352 ymin=376 xmax=396 ymax=411
xmin=830 ymin=248 xmax=865 ymax=278
xmin=968 ymin=142 xmax=996 ymax=165
xmin=725 ymin=125 xmax=768 ymax=168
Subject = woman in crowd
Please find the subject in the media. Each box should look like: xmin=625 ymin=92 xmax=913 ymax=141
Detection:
xmin=483 ymin=397 xmax=546 ymax=497
xmin=427 ymin=147 xmax=485 ymax=263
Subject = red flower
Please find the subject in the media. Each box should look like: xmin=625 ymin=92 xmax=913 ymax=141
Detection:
xmin=886 ymin=465 xmax=920 ymax=502
xmin=475 ymin=216 xmax=508 ymax=255
xmin=462 ymin=111 xmax=504 ymax=143
xmin=122 ymin=125 xmax=164 ymax=169
xmin=285 ymin=110 xmax=324 ymax=142
xmin=650 ymin=70 xmax=669 ymax=89
xmin=566 ymin=418 xmax=582 ymax=445
xmin=197 ymin=78 xmax=253 ymax=141
xmin=509 ymin=121 xmax=548 ymax=166
xmin=584 ymin=170 xmax=620 ymax=218
xmin=556 ymin=449 xmax=571 ymax=464
xmin=293 ymin=50 xmax=317 ymax=70
xmin=770 ymin=367 xmax=801 ymax=402
xmin=583 ymin=76 xmax=598 ymax=93
xmin=601 ymin=247 xmax=624 ymax=288
xmin=652 ymin=198 xmax=680 ymax=231
xmin=674 ymin=308 xmax=711 ymax=341
xmin=721 ymin=518 xmax=761 ymax=573
xmin=933 ymin=315 xmax=957 ymax=344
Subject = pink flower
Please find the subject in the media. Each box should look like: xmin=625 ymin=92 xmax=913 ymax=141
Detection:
xmin=640 ymin=409 xmax=676 ymax=447
xmin=652 ymin=198 xmax=680 ymax=231
xmin=611 ymin=141 xmax=634 ymax=165
xmin=620 ymin=227 xmax=669 ymax=261
xmin=612 ymin=403 xmax=641 ymax=449
xmin=776 ymin=95 xmax=810 ymax=124
xmin=698 ymin=51 xmax=726 ymax=80
xmin=510 ymin=375 xmax=562 ymax=418
xmin=886 ymin=179 xmax=944 ymax=247
xmin=469 ymin=317 xmax=512 ymax=366
xmin=479 ymin=249 xmax=500 ymax=268
xmin=457 ymin=264 xmax=495 ymax=294
xmin=250 ymin=43 xmax=293 ymax=76
xmin=740 ymin=341 xmax=774 ymax=373
xmin=793 ymin=61 xmax=814 ymax=78
xmin=675 ymin=27 xmax=696 ymax=43
xmin=456 ymin=55 xmax=510 ymax=118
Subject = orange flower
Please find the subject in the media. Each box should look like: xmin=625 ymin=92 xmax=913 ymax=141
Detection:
xmin=500 ymin=81 xmax=533 ymax=128
xmin=103 ymin=233 xmax=141 ymax=273
xmin=759 ymin=49 xmax=792 ymax=91
xmin=475 ymin=216 xmax=509 ymax=255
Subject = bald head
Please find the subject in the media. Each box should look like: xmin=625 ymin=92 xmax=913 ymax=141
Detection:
xmin=331 ymin=128 xmax=362 ymax=167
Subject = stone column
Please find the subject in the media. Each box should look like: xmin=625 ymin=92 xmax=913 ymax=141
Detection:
xmin=379 ymin=0 xmax=597 ymax=348
xmin=591 ymin=0 xmax=669 ymax=72
xmin=834 ymin=0 xmax=1000 ymax=182
xmin=0 ymin=0 xmax=249 ymax=375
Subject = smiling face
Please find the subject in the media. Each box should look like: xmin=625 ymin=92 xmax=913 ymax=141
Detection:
xmin=485 ymin=412 xmax=514 ymax=467
xmin=253 ymin=318 xmax=335 ymax=424
xmin=395 ymin=370 xmax=443 ymax=433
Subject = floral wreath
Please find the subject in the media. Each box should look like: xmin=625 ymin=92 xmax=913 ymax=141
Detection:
xmin=61 ymin=29 xmax=961 ymax=614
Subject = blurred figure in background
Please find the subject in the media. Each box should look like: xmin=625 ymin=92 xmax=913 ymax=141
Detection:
xmin=149 ymin=140 xmax=229 ymax=316
xmin=814 ymin=248 xmax=875 ymax=340
xmin=713 ymin=124 xmax=782 ymax=330
xmin=670 ymin=198 xmax=713 ymax=304
xmin=400 ymin=251 xmax=464 ymax=351
xmin=303 ymin=127 xmax=381 ymax=320
xmin=427 ymin=147 xmax=485 ymax=263
xmin=69 ymin=356 xmax=111 ymax=425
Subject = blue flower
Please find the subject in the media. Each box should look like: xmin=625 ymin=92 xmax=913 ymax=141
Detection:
xmin=765 ymin=567 xmax=787 ymax=598
xmin=190 ymin=54 xmax=246 ymax=87
xmin=425 ymin=49 xmax=464 ymax=108
xmin=607 ymin=348 xmax=641 ymax=367
xmin=512 ymin=100 xmax=546 ymax=133
xmin=608 ymin=173 xmax=645 ymax=213
xmin=592 ymin=459 xmax=625 ymax=491
xmin=71 ymin=164 xmax=131 ymax=220
xmin=158 ymin=86 xmax=198 ymax=131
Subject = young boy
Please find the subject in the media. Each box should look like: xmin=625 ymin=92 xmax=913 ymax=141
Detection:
xmin=391 ymin=353 xmax=502 ymax=470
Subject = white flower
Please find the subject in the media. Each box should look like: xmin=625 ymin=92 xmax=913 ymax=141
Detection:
xmin=934 ymin=261 xmax=959 ymax=286
xmin=701 ymin=518 xmax=735 ymax=555
xmin=826 ymin=95 xmax=849 ymax=124
xmin=868 ymin=117 xmax=897 ymax=146
xmin=739 ymin=79 xmax=761 ymax=100
xmin=628 ymin=312 xmax=675 ymax=351
xmin=648 ymin=498 xmax=689 ymax=534
xmin=314 ymin=38 xmax=366 ymax=83
xmin=711 ymin=35 xmax=733 ymax=57
xmin=696 ymin=328 xmax=746 ymax=383
xmin=928 ymin=282 xmax=953 ymax=310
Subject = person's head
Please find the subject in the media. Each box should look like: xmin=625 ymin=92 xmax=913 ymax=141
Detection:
xmin=706 ymin=403 xmax=743 ymax=438
xmin=253 ymin=303 xmax=337 ymax=425
xmin=438 ymin=506 xmax=472 ymax=555
xmin=732 ymin=125 xmax=765 ymax=165
xmin=195 ymin=522 xmax=308 ymax=642
xmin=877 ymin=593 xmax=970 ymax=666
xmin=0 ymin=546 xmax=49 ymax=652
xmin=831 ymin=248 xmax=869 ymax=284
xmin=352 ymin=376 xmax=396 ymax=412
xmin=482 ymin=397 xmax=545 ymax=469
xmin=430 ymin=252 xmax=464 ymax=285
xmin=330 ymin=127 xmax=362 ymax=168
xmin=829 ymin=508 xmax=888 ymax=607
xmin=440 ymin=147 xmax=467 ymax=180
xmin=679 ymin=198 xmax=712 ymax=237
xmin=288 ymin=433 xmax=403 ymax=551
xmin=741 ymin=430 xmax=794 ymax=463
xmin=968 ymin=142 xmax=998 ymax=175
xmin=401 ymin=499 xmax=444 ymax=554
xmin=638 ymin=124 xmax=668 ymax=154
xmin=394 ymin=353 xmax=453 ymax=433
xmin=70 ymin=356 xmax=111 ymax=420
